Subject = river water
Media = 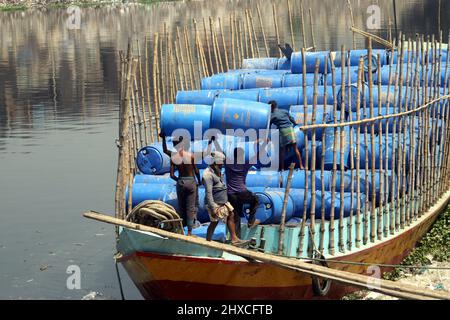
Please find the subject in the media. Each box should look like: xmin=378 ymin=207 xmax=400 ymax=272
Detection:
xmin=0 ymin=0 xmax=448 ymax=299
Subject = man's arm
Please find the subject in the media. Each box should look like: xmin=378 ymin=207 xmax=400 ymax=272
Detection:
xmin=161 ymin=134 xmax=172 ymax=157
xmin=203 ymin=173 xmax=218 ymax=210
xmin=249 ymin=138 xmax=270 ymax=164
xmin=192 ymin=154 xmax=201 ymax=185
xmin=288 ymin=111 xmax=297 ymax=126
xmin=169 ymin=161 xmax=178 ymax=182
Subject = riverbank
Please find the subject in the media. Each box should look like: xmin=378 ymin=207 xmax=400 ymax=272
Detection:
xmin=0 ymin=0 xmax=160 ymax=12
xmin=343 ymin=207 xmax=450 ymax=300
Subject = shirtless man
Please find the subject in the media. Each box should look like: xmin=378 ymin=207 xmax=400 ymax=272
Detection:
xmin=161 ymin=134 xmax=202 ymax=236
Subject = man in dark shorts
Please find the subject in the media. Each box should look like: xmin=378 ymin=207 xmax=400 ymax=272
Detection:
xmin=203 ymin=151 xmax=246 ymax=246
xmin=209 ymin=137 xmax=267 ymax=236
xmin=161 ymin=134 xmax=202 ymax=236
xmin=225 ymin=147 xmax=260 ymax=237
xmin=269 ymin=100 xmax=304 ymax=171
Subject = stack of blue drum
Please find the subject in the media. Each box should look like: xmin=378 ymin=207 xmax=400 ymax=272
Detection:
xmin=132 ymin=48 xmax=449 ymax=226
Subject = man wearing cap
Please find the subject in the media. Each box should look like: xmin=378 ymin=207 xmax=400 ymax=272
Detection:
xmin=203 ymin=151 xmax=247 ymax=246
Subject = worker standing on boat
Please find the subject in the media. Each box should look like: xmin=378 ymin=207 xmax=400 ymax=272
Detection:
xmin=161 ymin=134 xmax=202 ymax=236
xmin=209 ymin=137 xmax=265 ymax=236
xmin=203 ymin=151 xmax=247 ymax=246
xmin=269 ymin=100 xmax=304 ymax=171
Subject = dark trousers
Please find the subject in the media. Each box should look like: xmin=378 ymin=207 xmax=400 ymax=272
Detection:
xmin=228 ymin=190 xmax=258 ymax=237
xmin=176 ymin=178 xmax=198 ymax=228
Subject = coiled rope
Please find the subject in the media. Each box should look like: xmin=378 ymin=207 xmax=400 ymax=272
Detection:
xmin=125 ymin=200 xmax=184 ymax=234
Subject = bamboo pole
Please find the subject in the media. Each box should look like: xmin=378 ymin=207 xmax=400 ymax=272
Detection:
xmin=183 ymin=27 xmax=195 ymax=90
xmin=203 ymin=18 xmax=213 ymax=75
xmin=308 ymin=8 xmax=316 ymax=51
xmin=355 ymin=58 xmax=363 ymax=248
xmin=298 ymin=48 xmax=309 ymax=257
xmin=367 ymin=39 xmax=376 ymax=242
xmin=278 ymin=163 xmax=296 ymax=255
xmin=85 ymin=210 xmax=450 ymax=300
xmin=174 ymin=39 xmax=185 ymax=91
xmin=160 ymin=24 xmax=167 ymax=105
xmin=309 ymin=59 xmax=320 ymax=253
xmin=272 ymin=3 xmax=282 ymax=57
xmin=176 ymin=27 xmax=188 ymax=91
xmin=411 ymin=35 xmax=421 ymax=220
xmin=211 ymin=20 xmax=224 ymax=74
xmin=235 ymin=15 xmax=243 ymax=67
xmin=338 ymin=45 xmax=346 ymax=252
xmin=245 ymin=10 xmax=255 ymax=58
xmin=136 ymin=40 xmax=149 ymax=146
xmin=152 ymin=33 xmax=161 ymax=139
xmin=230 ymin=14 xmax=236 ymax=70
xmin=209 ymin=17 xmax=221 ymax=74
xmin=350 ymin=26 xmax=394 ymax=49
xmin=218 ymin=17 xmax=230 ymax=71
xmin=319 ymin=58 xmax=328 ymax=253
xmin=346 ymin=52 xmax=354 ymax=250
xmin=242 ymin=18 xmax=249 ymax=59
xmin=402 ymin=40 xmax=413 ymax=227
xmin=193 ymin=19 xmax=206 ymax=80
xmin=347 ymin=0 xmax=356 ymax=50
xmin=248 ymin=10 xmax=260 ymax=58
xmin=144 ymin=36 xmax=155 ymax=144
xmin=329 ymin=55 xmax=338 ymax=255
xmin=376 ymin=54 xmax=384 ymax=239
xmin=287 ymin=0 xmax=295 ymax=51
xmin=184 ymin=27 xmax=197 ymax=89
xmin=300 ymin=0 xmax=307 ymax=48
xmin=256 ymin=4 xmax=269 ymax=57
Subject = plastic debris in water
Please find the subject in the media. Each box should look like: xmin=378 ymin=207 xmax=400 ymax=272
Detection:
xmin=81 ymin=291 xmax=103 ymax=300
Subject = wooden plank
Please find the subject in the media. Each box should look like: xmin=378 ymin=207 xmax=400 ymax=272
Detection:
xmin=84 ymin=189 xmax=450 ymax=300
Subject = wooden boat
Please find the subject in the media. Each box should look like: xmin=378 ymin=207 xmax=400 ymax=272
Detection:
xmin=88 ymin=11 xmax=450 ymax=299
xmin=115 ymin=191 xmax=450 ymax=300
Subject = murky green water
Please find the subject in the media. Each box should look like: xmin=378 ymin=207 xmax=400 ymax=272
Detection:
xmin=0 ymin=0 xmax=447 ymax=299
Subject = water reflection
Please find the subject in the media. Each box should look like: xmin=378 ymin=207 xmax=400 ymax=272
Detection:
xmin=0 ymin=0 xmax=447 ymax=299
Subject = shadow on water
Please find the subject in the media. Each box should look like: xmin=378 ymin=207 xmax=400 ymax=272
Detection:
xmin=0 ymin=0 xmax=447 ymax=299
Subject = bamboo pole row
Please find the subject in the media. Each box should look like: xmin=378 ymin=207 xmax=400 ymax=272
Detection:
xmin=117 ymin=3 xmax=450 ymax=259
